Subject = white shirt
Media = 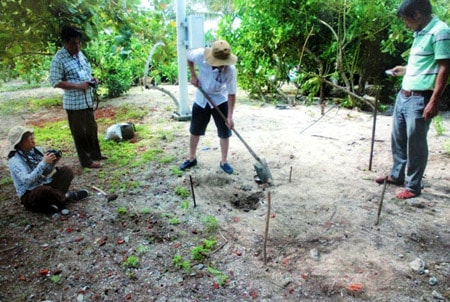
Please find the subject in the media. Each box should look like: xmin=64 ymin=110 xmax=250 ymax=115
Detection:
xmin=187 ymin=48 xmax=237 ymax=108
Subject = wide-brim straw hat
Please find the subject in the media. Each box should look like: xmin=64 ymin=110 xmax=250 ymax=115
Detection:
xmin=204 ymin=40 xmax=237 ymax=66
xmin=8 ymin=126 xmax=33 ymax=152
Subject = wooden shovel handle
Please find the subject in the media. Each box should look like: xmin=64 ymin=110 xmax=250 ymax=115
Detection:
xmin=197 ymin=85 xmax=263 ymax=164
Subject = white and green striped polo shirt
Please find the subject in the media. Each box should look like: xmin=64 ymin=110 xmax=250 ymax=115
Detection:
xmin=403 ymin=16 xmax=450 ymax=91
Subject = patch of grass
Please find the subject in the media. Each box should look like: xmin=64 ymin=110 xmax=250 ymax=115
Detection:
xmin=175 ymin=186 xmax=190 ymax=198
xmin=432 ymin=115 xmax=445 ymax=136
xmin=207 ymin=266 xmax=228 ymax=287
xmin=180 ymin=200 xmax=190 ymax=209
xmin=136 ymin=244 xmax=149 ymax=255
xmin=0 ymin=96 xmax=62 ymax=116
xmin=172 ymin=255 xmax=192 ymax=273
xmin=157 ymin=128 xmax=175 ymax=143
xmin=122 ymin=255 xmax=139 ymax=269
xmin=35 ymin=122 xmax=73 ymax=153
xmin=114 ymin=104 xmax=148 ymax=120
xmin=158 ymin=154 xmax=175 ymax=164
xmin=445 ymin=140 xmax=450 ymax=155
xmin=30 ymin=97 xmax=61 ymax=108
xmin=170 ymin=166 xmax=183 ymax=176
xmin=2 ymin=94 xmax=177 ymax=198
xmin=140 ymin=207 xmax=151 ymax=214
xmin=169 ymin=217 xmax=180 ymax=225
xmin=140 ymin=148 xmax=164 ymax=162
xmin=202 ymin=215 xmax=218 ymax=234
xmin=117 ymin=207 xmax=128 ymax=215
xmin=101 ymin=140 xmax=137 ymax=167
xmin=0 ymin=82 xmax=45 ymax=93
xmin=50 ymin=275 xmax=61 ymax=284
xmin=0 ymin=177 xmax=13 ymax=186
xmin=0 ymin=99 xmax=31 ymax=115
xmin=191 ymin=238 xmax=217 ymax=261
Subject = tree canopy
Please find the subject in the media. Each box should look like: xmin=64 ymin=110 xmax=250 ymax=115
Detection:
xmin=1 ymin=0 xmax=449 ymax=105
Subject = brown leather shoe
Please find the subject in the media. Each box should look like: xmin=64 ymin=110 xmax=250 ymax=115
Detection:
xmin=87 ymin=161 xmax=102 ymax=169
xmin=375 ymin=176 xmax=403 ymax=186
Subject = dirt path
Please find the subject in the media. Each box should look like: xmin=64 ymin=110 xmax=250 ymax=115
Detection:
xmin=0 ymin=85 xmax=449 ymax=301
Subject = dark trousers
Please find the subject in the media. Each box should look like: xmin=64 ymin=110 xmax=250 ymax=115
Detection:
xmin=66 ymin=109 xmax=102 ymax=167
xmin=20 ymin=166 xmax=74 ymax=213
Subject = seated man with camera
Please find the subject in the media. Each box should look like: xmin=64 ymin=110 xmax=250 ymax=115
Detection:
xmin=7 ymin=126 xmax=88 ymax=214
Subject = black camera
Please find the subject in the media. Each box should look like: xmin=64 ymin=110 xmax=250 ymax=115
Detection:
xmin=47 ymin=149 xmax=63 ymax=158
xmin=88 ymin=80 xmax=97 ymax=88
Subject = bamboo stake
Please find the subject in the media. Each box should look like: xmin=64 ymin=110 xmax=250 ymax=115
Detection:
xmin=289 ymin=166 xmax=293 ymax=183
xmin=189 ymin=175 xmax=196 ymax=208
xmin=375 ymin=176 xmax=388 ymax=226
xmin=263 ymin=191 xmax=271 ymax=265
xmin=368 ymin=95 xmax=378 ymax=171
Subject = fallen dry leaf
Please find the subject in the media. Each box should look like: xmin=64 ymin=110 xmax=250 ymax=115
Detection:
xmin=39 ymin=269 xmax=49 ymax=276
xmin=348 ymin=283 xmax=363 ymax=292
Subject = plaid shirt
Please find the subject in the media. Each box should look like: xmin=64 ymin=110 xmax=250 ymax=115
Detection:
xmin=49 ymin=48 xmax=94 ymax=110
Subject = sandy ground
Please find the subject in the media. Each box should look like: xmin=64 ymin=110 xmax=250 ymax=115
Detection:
xmin=0 ymin=84 xmax=449 ymax=301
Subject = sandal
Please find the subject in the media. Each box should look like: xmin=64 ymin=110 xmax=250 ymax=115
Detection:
xmin=375 ymin=176 xmax=403 ymax=186
xmin=396 ymin=189 xmax=417 ymax=199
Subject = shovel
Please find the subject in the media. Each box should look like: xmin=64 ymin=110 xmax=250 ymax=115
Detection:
xmin=197 ymin=85 xmax=273 ymax=185
xmin=92 ymin=185 xmax=118 ymax=201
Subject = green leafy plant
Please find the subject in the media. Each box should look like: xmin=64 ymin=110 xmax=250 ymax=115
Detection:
xmin=117 ymin=207 xmax=128 ymax=215
xmin=180 ymin=201 xmax=190 ymax=210
xmin=445 ymin=140 xmax=450 ymax=155
xmin=433 ymin=115 xmax=445 ymax=136
xmin=191 ymin=238 xmax=217 ymax=261
xmin=208 ymin=266 xmax=228 ymax=287
xmin=50 ymin=275 xmax=61 ymax=284
xmin=122 ymin=255 xmax=139 ymax=269
xmin=175 ymin=186 xmax=190 ymax=198
xmin=140 ymin=208 xmax=151 ymax=214
xmin=172 ymin=255 xmax=192 ymax=273
xmin=0 ymin=177 xmax=13 ymax=186
xmin=169 ymin=217 xmax=180 ymax=225
xmin=170 ymin=167 xmax=183 ymax=177
xmin=202 ymin=215 xmax=218 ymax=234
xmin=136 ymin=244 xmax=149 ymax=255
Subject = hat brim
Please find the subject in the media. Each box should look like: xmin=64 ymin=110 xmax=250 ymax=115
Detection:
xmin=8 ymin=127 xmax=33 ymax=153
xmin=204 ymin=48 xmax=237 ymax=67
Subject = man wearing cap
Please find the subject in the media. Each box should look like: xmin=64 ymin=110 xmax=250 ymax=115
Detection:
xmin=7 ymin=126 xmax=88 ymax=214
xmin=179 ymin=40 xmax=238 ymax=174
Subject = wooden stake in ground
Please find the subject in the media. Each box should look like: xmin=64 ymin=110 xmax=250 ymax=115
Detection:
xmin=289 ymin=166 xmax=293 ymax=183
xmin=189 ymin=175 xmax=196 ymax=208
xmin=367 ymin=95 xmax=378 ymax=171
xmin=375 ymin=176 xmax=388 ymax=226
xmin=263 ymin=191 xmax=271 ymax=266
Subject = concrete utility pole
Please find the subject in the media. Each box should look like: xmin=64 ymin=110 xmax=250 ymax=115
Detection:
xmin=174 ymin=0 xmax=205 ymax=120
xmin=175 ymin=0 xmax=191 ymax=120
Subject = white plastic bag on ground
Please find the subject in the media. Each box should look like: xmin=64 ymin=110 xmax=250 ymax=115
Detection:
xmin=105 ymin=122 xmax=135 ymax=141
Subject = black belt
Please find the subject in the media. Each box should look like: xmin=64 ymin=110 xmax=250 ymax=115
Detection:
xmin=400 ymin=89 xmax=433 ymax=97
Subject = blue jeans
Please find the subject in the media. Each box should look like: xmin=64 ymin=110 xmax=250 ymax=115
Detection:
xmin=390 ymin=91 xmax=431 ymax=195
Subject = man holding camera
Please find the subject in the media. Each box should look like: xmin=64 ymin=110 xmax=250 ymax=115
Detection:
xmin=7 ymin=126 xmax=88 ymax=214
xmin=49 ymin=25 xmax=106 ymax=169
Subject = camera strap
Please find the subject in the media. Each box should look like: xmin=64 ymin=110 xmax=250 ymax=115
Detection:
xmin=16 ymin=148 xmax=43 ymax=171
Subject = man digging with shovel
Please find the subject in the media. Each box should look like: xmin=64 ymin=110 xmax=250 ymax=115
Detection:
xmin=179 ymin=40 xmax=238 ymax=174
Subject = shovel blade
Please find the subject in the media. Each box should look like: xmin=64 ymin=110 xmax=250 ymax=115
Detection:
xmin=254 ymin=159 xmax=273 ymax=185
